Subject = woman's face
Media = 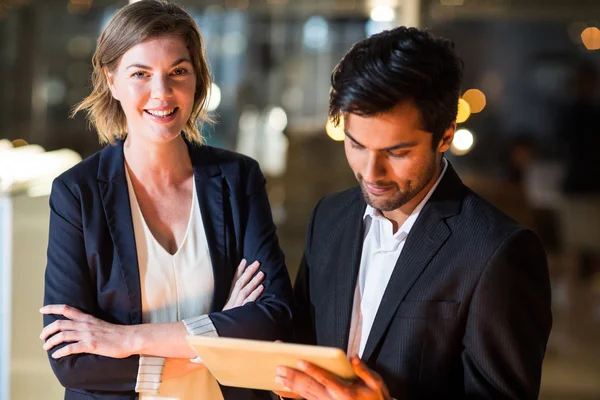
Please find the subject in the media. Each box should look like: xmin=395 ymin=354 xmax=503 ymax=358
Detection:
xmin=107 ymin=34 xmax=197 ymax=144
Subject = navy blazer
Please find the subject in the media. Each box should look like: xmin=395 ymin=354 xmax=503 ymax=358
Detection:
xmin=294 ymin=163 xmax=552 ymax=399
xmin=43 ymin=140 xmax=293 ymax=400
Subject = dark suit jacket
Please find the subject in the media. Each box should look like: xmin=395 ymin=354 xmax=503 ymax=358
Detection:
xmin=294 ymin=162 xmax=552 ymax=399
xmin=43 ymin=140 xmax=293 ymax=400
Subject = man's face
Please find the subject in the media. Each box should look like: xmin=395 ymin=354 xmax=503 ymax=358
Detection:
xmin=344 ymin=101 xmax=453 ymax=212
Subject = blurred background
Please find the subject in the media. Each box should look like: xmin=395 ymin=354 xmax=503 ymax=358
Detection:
xmin=1 ymin=0 xmax=600 ymax=398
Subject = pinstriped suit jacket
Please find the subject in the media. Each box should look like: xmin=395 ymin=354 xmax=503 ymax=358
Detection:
xmin=294 ymin=162 xmax=552 ymax=399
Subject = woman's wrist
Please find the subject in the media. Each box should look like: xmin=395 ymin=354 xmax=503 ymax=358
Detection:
xmin=125 ymin=323 xmax=146 ymax=355
xmin=124 ymin=321 xmax=195 ymax=358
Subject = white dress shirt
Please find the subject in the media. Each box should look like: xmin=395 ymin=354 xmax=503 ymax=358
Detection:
xmin=348 ymin=159 xmax=448 ymax=357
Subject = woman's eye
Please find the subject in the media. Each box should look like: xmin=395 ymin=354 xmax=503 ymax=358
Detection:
xmin=132 ymin=71 xmax=147 ymax=79
xmin=173 ymin=68 xmax=188 ymax=76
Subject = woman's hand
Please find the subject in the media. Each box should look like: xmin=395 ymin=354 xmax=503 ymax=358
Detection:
xmin=40 ymin=305 xmax=134 ymax=359
xmin=40 ymin=259 xmax=265 ymax=359
xmin=222 ymin=259 xmax=265 ymax=311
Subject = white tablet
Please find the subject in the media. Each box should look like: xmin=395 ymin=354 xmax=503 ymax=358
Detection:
xmin=186 ymin=336 xmax=356 ymax=392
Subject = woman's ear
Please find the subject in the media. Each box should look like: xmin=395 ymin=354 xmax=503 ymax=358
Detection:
xmin=105 ymin=67 xmax=119 ymax=101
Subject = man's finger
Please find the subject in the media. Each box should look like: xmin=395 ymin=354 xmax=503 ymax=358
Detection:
xmin=274 ymin=377 xmax=297 ymax=394
xmin=272 ymin=389 xmax=303 ymax=399
xmin=351 ymin=356 xmax=382 ymax=390
xmin=276 ymin=365 xmax=329 ymax=400
xmin=297 ymin=360 xmax=342 ymax=389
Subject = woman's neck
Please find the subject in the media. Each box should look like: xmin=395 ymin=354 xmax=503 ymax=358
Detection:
xmin=123 ymin=134 xmax=193 ymax=188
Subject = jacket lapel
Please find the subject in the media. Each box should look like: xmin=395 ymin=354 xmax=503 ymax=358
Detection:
xmin=97 ymin=141 xmax=142 ymax=325
xmin=97 ymin=141 xmax=231 ymax=321
xmin=360 ymin=163 xmax=463 ymax=362
xmin=331 ymin=189 xmax=366 ymax=351
xmin=188 ymin=144 xmax=231 ymax=312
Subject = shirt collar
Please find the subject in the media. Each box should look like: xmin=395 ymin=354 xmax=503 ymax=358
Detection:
xmin=363 ymin=158 xmax=448 ymax=237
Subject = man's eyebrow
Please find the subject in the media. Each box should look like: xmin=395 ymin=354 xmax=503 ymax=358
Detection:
xmin=344 ymin=130 xmax=418 ymax=151
xmin=344 ymin=131 xmax=364 ymax=146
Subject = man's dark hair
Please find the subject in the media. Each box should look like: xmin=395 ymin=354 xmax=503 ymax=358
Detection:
xmin=329 ymin=26 xmax=464 ymax=148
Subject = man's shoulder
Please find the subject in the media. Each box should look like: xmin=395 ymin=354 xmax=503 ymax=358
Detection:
xmin=304 ymin=187 xmax=364 ymax=238
xmin=315 ymin=186 xmax=363 ymax=215
xmin=462 ymin=186 xmax=523 ymax=228
xmin=455 ymin=186 xmax=535 ymax=251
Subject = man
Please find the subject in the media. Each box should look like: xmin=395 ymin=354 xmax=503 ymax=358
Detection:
xmin=275 ymin=26 xmax=552 ymax=399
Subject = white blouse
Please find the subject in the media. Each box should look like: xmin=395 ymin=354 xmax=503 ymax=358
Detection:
xmin=125 ymin=167 xmax=224 ymax=400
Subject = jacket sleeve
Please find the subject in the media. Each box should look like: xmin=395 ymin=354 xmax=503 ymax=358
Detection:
xmin=43 ymin=178 xmax=139 ymax=391
xmin=208 ymin=160 xmax=294 ymax=341
xmin=462 ymin=228 xmax=552 ymax=399
xmin=291 ymin=198 xmax=322 ymax=345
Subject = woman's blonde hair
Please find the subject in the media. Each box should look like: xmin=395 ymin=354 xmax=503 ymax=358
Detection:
xmin=72 ymin=0 xmax=211 ymax=145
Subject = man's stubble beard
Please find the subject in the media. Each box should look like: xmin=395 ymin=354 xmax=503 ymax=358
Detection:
xmin=358 ymin=156 xmax=438 ymax=212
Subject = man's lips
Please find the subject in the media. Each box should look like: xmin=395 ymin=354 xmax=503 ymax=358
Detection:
xmin=364 ymin=182 xmax=395 ymax=195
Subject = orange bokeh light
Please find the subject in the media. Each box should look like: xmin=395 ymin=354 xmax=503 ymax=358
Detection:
xmin=581 ymin=27 xmax=600 ymax=51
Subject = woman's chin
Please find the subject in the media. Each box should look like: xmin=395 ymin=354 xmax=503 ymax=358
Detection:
xmin=132 ymin=128 xmax=184 ymax=144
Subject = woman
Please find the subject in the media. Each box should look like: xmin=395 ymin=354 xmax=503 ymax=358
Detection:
xmin=39 ymin=1 xmax=293 ymax=399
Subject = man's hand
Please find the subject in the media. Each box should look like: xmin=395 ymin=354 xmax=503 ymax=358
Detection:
xmin=274 ymin=356 xmax=392 ymax=400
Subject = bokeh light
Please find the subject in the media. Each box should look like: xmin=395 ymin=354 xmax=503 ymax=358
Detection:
xmin=268 ymin=107 xmax=288 ymax=131
xmin=581 ymin=27 xmax=600 ymax=50
xmin=370 ymin=6 xmax=395 ymax=22
xmin=326 ymin=116 xmax=345 ymax=141
xmin=450 ymin=128 xmax=475 ymax=156
xmin=207 ymin=83 xmax=221 ymax=112
xmin=462 ymin=89 xmax=486 ymax=113
xmin=456 ymin=98 xmax=471 ymax=123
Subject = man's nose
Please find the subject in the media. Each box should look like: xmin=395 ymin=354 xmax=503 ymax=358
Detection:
xmin=363 ymin=152 xmax=387 ymax=182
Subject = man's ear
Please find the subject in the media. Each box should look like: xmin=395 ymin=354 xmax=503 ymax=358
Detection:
xmin=437 ymin=122 xmax=456 ymax=153
xmin=105 ymin=67 xmax=119 ymax=101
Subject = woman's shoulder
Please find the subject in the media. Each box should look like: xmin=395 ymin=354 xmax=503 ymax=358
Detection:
xmin=53 ymin=147 xmax=104 ymax=187
xmin=56 ymin=140 xmax=126 ymax=186
xmin=190 ymin=144 xmax=260 ymax=174
xmin=190 ymin=145 xmax=265 ymax=194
